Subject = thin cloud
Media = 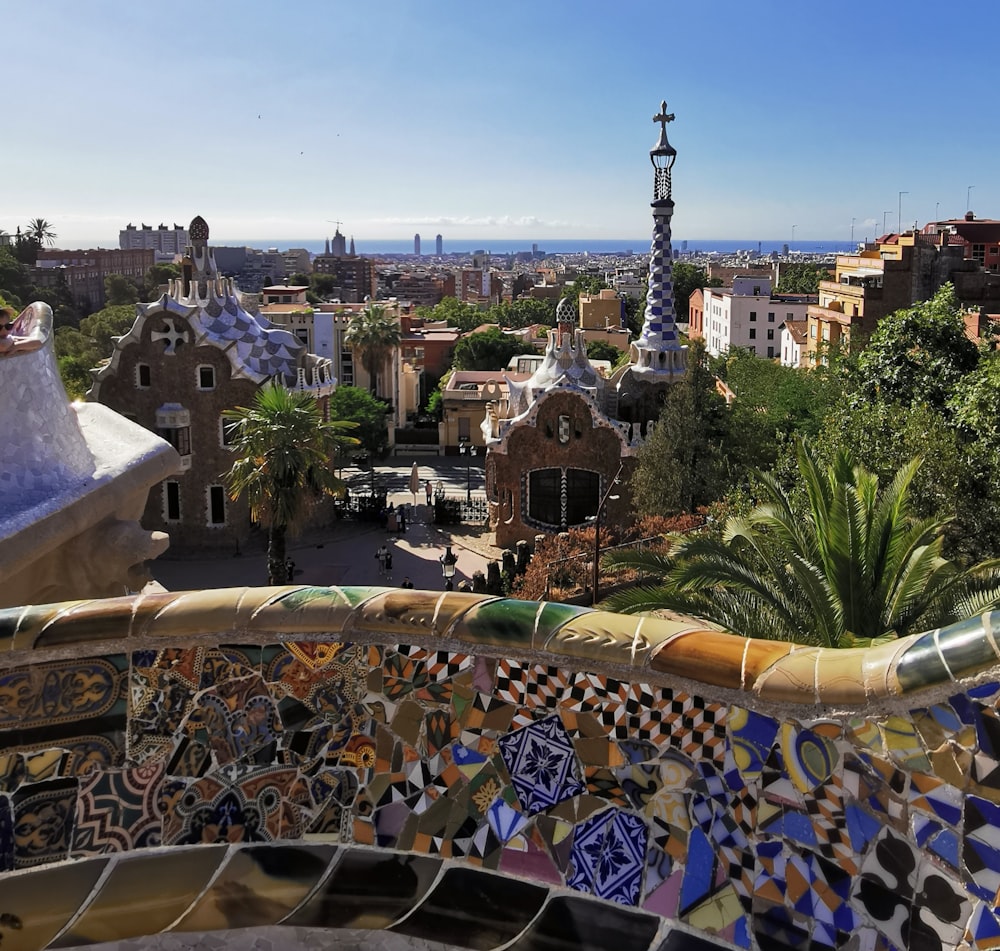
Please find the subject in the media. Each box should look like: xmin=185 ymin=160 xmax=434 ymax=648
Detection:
xmin=369 ymin=215 xmax=573 ymax=229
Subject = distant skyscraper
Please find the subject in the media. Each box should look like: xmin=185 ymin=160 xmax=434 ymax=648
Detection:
xmin=349 ymin=236 xmax=356 ymax=256
xmin=435 ymin=234 xmax=443 ymax=256
xmin=331 ymin=229 xmax=347 ymax=257
xmin=414 ymin=233 xmax=421 ymax=256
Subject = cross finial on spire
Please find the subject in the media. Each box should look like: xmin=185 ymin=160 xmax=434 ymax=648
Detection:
xmin=653 ymin=100 xmax=675 ymax=133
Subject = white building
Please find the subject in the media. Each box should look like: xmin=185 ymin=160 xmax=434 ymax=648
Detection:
xmin=701 ymin=277 xmax=813 ymax=359
xmin=779 ymin=319 xmax=809 ymax=368
xmin=119 ymin=223 xmax=188 ymax=254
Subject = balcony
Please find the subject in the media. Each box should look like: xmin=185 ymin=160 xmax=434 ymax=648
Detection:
xmin=820 ymin=278 xmax=882 ymax=301
xmin=444 ymin=389 xmax=491 ymax=401
xmin=807 ymin=304 xmax=856 ymax=327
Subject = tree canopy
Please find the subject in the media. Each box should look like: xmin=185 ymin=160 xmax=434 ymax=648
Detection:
xmin=345 ymin=304 xmax=402 ymax=396
xmin=671 ymin=262 xmax=721 ymax=322
xmin=586 ymin=339 xmax=627 ymax=365
xmin=141 ymin=263 xmax=180 ymax=299
xmin=27 ymin=218 xmax=56 ymax=248
xmin=0 ymin=246 xmax=36 ymax=307
xmin=850 ymin=284 xmax=978 ymax=410
xmin=327 ymin=385 xmax=391 ymax=459
xmin=452 ymin=325 xmax=538 ymax=371
xmin=224 ymin=382 xmax=358 ymax=583
xmin=104 ymin=274 xmax=140 ymax=306
xmin=54 ymin=304 xmax=137 ymax=399
xmin=717 ymin=347 xmax=843 ymax=473
xmin=631 ymin=340 xmax=731 ymax=517
xmin=776 ymin=262 xmax=830 ymax=294
xmin=805 ymin=283 xmax=1000 ymax=562
xmin=604 ymin=442 xmax=1000 ymax=647
xmin=950 ymin=352 xmax=1000 ymax=442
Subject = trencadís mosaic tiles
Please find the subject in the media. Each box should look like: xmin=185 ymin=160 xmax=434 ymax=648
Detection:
xmin=1 ymin=585 xmax=1000 ymax=950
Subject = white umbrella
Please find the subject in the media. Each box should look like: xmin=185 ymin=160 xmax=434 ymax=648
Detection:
xmin=409 ymin=462 xmax=420 ymax=504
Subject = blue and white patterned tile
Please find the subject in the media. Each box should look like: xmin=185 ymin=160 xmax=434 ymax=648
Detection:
xmin=498 ymin=714 xmax=584 ymax=815
xmin=566 ymin=807 xmax=648 ymax=906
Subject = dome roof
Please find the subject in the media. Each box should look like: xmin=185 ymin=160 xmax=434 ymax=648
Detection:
xmin=189 ymin=216 xmax=209 ymax=242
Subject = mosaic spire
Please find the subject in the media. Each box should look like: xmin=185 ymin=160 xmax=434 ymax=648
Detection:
xmin=629 ymin=100 xmax=686 ymax=377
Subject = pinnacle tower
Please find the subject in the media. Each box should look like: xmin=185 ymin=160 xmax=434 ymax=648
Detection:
xmin=629 ymin=100 xmax=686 ymax=378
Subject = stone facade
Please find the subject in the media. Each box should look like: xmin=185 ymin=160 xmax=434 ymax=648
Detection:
xmin=89 ymin=217 xmax=337 ymax=553
xmin=32 ymin=248 xmax=155 ymax=311
xmin=88 ymin=312 xmax=260 ymax=551
xmin=487 ymin=387 xmax=635 ymax=547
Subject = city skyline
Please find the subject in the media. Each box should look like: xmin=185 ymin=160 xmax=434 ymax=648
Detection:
xmin=5 ymin=0 xmax=998 ymax=248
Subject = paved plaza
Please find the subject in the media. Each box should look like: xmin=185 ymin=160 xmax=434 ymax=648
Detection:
xmin=150 ymin=455 xmax=503 ymax=594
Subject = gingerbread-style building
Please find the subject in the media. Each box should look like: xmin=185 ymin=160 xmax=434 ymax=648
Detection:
xmin=485 ymin=101 xmax=688 ymax=547
xmin=90 ymin=216 xmax=336 ymax=551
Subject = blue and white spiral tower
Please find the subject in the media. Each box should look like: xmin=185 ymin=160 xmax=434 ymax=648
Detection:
xmin=629 ymin=100 xmax=687 ymax=378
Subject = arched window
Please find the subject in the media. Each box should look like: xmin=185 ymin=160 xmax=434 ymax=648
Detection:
xmin=527 ymin=468 xmax=600 ymax=530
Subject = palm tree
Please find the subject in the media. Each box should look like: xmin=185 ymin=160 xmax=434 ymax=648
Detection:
xmin=602 ymin=442 xmax=1000 ymax=647
xmin=26 ymin=218 xmax=56 ymax=248
xmin=344 ymin=304 xmax=401 ymax=397
xmin=223 ymin=382 xmax=359 ymax=584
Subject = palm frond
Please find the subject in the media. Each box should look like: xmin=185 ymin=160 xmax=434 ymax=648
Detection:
xmin=601 ymin=438 xmax=998 ymax=647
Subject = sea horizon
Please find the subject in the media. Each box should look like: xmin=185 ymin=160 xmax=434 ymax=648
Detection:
xmin=208 ymin=237 xmax=854 ymax=257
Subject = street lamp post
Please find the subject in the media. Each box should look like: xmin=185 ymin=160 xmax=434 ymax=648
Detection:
xmin=898 ymin=191 xmax=908 ymax=234
xmin=459 ymin=439 xmax=477 ymax=503
xmin=439 ymin=544 xmax=457 ymax=591
xmin=591 ymin=465 xmax=623 ymax=606
xmin=883 ymin=210 xmax=892 ymax=236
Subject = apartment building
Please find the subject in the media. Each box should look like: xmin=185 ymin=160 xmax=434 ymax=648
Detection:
xmin=312 ymin=254 xmax=377 ymax=303
xmin=804 ymin=232 xmax=980 ymax=366
xmin=701 ymin=277 xmax=813 ymax=359
xmin=33 ymin=248 xmax=155 ymax=311
xmin=119 ymin=223 xmax=189 ymax=254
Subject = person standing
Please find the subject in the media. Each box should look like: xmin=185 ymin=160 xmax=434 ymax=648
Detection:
xmin=425 ymin=480 xmax=433 ymax=505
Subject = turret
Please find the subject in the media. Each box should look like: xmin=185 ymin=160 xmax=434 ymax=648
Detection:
xmin=628 ymin=100 xmax=687 ymax=378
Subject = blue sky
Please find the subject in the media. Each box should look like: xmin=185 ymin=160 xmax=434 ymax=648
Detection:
xmin=5 ymin=0 xmax=998 ymax=247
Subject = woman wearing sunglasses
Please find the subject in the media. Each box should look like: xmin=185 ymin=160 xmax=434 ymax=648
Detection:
xmin=0 ymin=304 xmax=45 ymax=357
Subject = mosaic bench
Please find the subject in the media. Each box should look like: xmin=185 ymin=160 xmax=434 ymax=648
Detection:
xmin=0 ymin=585 xmax=998 ymax=951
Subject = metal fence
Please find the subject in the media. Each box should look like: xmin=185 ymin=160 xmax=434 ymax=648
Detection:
xmin=433 ymin=493 xmax=489 ymax=525
xmin=337 ymin=490 xmax=488 ymax=527
xmin=542 ymin=535 xmax=668 ymax=601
